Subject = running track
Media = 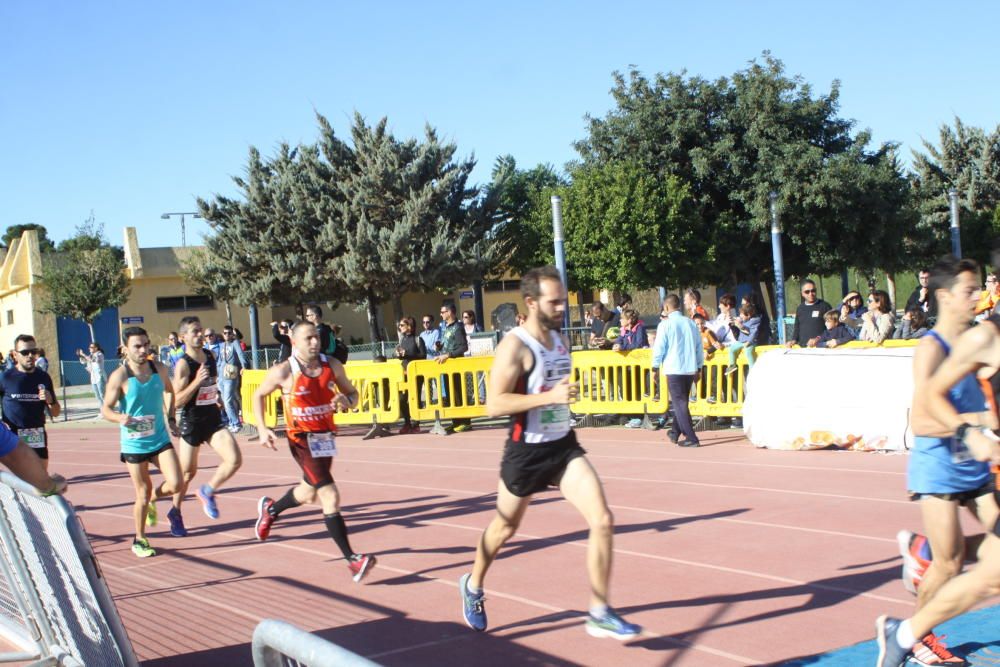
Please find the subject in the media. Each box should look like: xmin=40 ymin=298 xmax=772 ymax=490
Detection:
xmin=30 ymin=423 xmax=999 ymax=665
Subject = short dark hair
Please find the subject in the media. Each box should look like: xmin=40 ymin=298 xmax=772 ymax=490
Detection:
xmin=800 ymin=279 xmax=816 ymax=290
xmin=168 ymin=331 xmax=178 ymax=338
xmin=178 ymin=316 xmax=201 ymax=334
xmin=740 ymin=302 xmax=757 ymax=318
xmin=521 ymin=265 xmax=563 ymax=300
xmin=928 ymin=255 xmax=979 ymax=294
xmin=719 ymin=293 xmax=737 ymax=309
xmin=620 ymin=306 xmax=638 ymax=322
xmin=824 ymin=309 xmax=840 ymax=323
xmin=13 ymin=334 xmax=35 ymax=348
xmin=617 ymin=293 xmax=632 ymax=308
xmin=122 ymin=326 xmax=148 ymax=344
xmin=908 ymin=306 xmax=928 ymax=331
xmin=868 ymin=290 xmax=891 ymax=313
xmin=441 ymin=302 xmax=457 ymax=315
xmin=692 ymin=313 xmax=705 ymax=322
xmin=305 ymin=304 xmax=323 ymax=318
xmin=422 ymin=314 xmax=435 ymax=323
xmin=664 ymin=294 xmax=681 ymax=310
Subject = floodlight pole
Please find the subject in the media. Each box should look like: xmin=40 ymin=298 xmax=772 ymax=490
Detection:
xmin=770 ymin=191 xmax=787 ymax=345
xmin=948 ymin=188 xmax=961 ymax=258
xmin=160 ymin=211 xmax=202 ymax=247
xmin=550 ymin=195 xmax=570 ymax=329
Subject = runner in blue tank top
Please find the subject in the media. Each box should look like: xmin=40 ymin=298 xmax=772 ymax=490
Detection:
xmin=101 ymin=326 xmax=183 ymax=558
xmin=457 ymin=266 xmax=641 ymax=640
xmin=878 ymin=256 xmax=1000 ymax=666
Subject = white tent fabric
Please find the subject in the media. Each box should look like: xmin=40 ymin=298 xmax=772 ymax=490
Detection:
xmin=743 ymin=347 xmax=915 ymax=451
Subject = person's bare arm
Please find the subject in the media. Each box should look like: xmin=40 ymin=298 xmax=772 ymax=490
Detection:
xmin=253 ymin=362 xmax=290 ymax=450
xmin=486 ymin=334 xmax=577 ymax=418
xmin=157 ymin=363 xmax=179 ymax=436
xmin=924 ymin=326 xmax=1000 ymax=435
xmin=330 ymin=360 xmax=360 ymax=412
xmin=101 ymin=368 xmax=129 ymax=426
xmin=172 ymin=358 xmax=208 ymax=408
xmin=1 ymin=442 xmax=66 ymax=495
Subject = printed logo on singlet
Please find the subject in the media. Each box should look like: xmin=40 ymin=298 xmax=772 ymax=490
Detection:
xmin=543 ymin=358 xmax=572 ymax=383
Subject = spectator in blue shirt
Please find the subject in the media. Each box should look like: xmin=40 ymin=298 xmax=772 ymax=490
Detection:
xmin=217 ymin=326 xmax=248 ymax=432
xmin=808 ymin=310 xmax=857 ymax=348
xmin=726 ymin=303 xmax=765 ymax=375
xmin=419 ymin=314 xmax=442 ymax=359
xmin=651 ymin=294 xmax=704 ymax=447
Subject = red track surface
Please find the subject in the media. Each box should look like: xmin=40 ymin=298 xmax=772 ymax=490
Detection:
xmin=43 ymin=424 xmax=959 ymax=666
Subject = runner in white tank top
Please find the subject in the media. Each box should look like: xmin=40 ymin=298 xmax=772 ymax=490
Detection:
xmin=457 ymin=266 xmax=641 ymax=640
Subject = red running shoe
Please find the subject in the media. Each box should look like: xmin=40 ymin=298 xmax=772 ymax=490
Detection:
xmin=897 ymin=530 xmax=931 ymax=595
xmin=255 ymin=496 xmax=274 ymax=542
xmin=348 ymin=554 xmax=377 ymax=583
xmin=910 ymin=632 xmax=968 ymax=666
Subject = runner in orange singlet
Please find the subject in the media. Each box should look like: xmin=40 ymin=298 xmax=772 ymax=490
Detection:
xmin=251 ymin=321 xmax=375 ymax=582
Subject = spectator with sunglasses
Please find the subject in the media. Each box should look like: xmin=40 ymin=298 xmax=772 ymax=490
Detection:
xmin=395 ymin=317 xmax=427 ymax=433
xmin=786 ymin=279 xmax=832 ymax=348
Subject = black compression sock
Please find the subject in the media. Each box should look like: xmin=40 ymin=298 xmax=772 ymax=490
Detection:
xmin=270 ymin=488 xmax=300 ymax=518
xmin=324 ymin=512 xmax=355 ymax=560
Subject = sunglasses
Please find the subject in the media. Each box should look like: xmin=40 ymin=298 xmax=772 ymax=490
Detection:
xmin=422 ymin=320 xmax=433 ymax=325
xmin=16 ymin=349 xmax=39 ymax=357
xmin=803 ymin=289 xmax=816 ymax=294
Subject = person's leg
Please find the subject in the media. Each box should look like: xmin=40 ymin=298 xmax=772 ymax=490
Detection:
xmin=667 ymin=375 xmax=698 ymax=443
xmin=126 ymin=462 xmax=152 ymax=541
xmin=154 ymin=447 xmax=182 ymax=500
xmin=220 ymin=380 xmax=241 ymax=427
xmin=558 ymin=456 xmax=614 ymax=608
xmin=205 ymin=428 xmax=242 ymax=492
xmin=916 ymin=497 xmax=965 ymax=611
xmin=174 ymin=440 xmax=198 ymax=511
xmin=469 ymin=480 xmax=533 ymax=590
xmin=727 ymin=342 xmax=744 ymax=367
xmin=966 ymin=492 xmax=1000 ymax=562
xmin=400 ymin=390 xmax=412 ymax=428
xmin=745 ymin=345 xmax=757 ymax=369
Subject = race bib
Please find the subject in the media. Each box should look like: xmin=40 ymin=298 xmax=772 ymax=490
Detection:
xmin=125 ymin=415 xmax=156 ymax=439
xmin=196 ymin=384 xmax=219 ymax=406
xmin=20 ymin=427 xmax=46 ymax=449
xmin=307 ymin=432 xmax=337 ymax=458
xmin=539 ymin=404 xmax=570 ymax=432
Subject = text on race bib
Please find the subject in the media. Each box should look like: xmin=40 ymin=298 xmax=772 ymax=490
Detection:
xmin=196 ymin=384 xmax=219 ymax=406
xmin=125 ymin=415 xmax=156 ymax=439
xmin=539 ymin=404 xmax=570 ymax=432
xmin=20 ymin=427 xmax=45 ymax=448
xmin=307 ymin=432 xmax=337 ymax=458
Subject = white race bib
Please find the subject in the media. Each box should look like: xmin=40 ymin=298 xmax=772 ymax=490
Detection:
xmin=307 ymin=432 xmax=337 ymax=458
xmin=125 ymin=415 xmax=156 ymax=439
xmin=20 ymin=427 xmax=46 ymax=449
xmin=196 ymin=384 xmax=219 ymax=406
xmin=539 ymin=404 xmax=570 ymax=432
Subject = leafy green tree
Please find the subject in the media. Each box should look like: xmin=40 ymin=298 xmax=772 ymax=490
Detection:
xmin=561 ymin=161 xmax=701 ymax=291
xmin=35 ymin=226 xmax=131 ymax=342
xmin=56 ymin=213 xmax=125 ymax=261
xmin=3 ymin=223 xmax=55 ymax=252
xmin=574 ymin=53 xmax=913 ymax=289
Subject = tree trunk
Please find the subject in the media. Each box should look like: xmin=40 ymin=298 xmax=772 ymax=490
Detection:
xmin=391 ymin=296 xmax=404 ymax=328
xmin=886 ymin=272 xmax=897 ymax=313
xmin=366 ymin=292 xmax=383 ymax=343
xmin=87 ymin=321 xmax=95 ymax=344
xmin=225 ymin=301 xmax=233 ymax=327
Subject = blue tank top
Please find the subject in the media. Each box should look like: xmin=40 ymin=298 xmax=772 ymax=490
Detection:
xmin=118 ymin=361 xmax=170 ymax=455
xmin=908 ymin=330 xmax=992 ymax=493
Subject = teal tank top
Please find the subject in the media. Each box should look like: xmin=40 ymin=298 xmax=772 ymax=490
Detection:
xmin=118 ymin=361 xmax=170 ymax=454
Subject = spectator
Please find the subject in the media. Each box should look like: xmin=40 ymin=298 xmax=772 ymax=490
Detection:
xmin=588 ymin=302 xmax=617 ymax=349
xmin=743 ymin=293 xmax=772 ymax=345
xmin=395 ymin=316 xmax=427 ymax=434
xmin=76 ymin=343 xmax=106 ymax=406
xmin=514 ymin=312 xmax=527 ymax=326
xmin=162 ymin=331 xmax=185 ymax=371
xmin=2 ymin=351 xmax=13 ymax=372
xmin=839 ymin=291 xmax=867 ymax=330
xmin=893 ymin=306 xmax=929 ymax=340
xmin=35 ymin=348 xmax=49 ymax=374
xmin=304 ymin=305 xmax=348 ymax=364
xmin=436 ymin=303 xmax=471 ymax=432
xmin=615 ymin=293 xmax=633 ymax=316
xmin=218 ymin=325 xmax=247 ymax=432
xmin=726 ymin=302 xmax=765 ymax=374
xmin=235 ymin=328 xmax=248 ymax=352
xmin=612 ymin=307 xmax=648 ymax=352
xmin=462 ymin=310 xmax=482 ymax=356
xmin=684 ymin=288 xmax=709 ymax=320
xmin=694 ymin=313 xmax=723 ymax=360
xmin=808 ymin=310 xmax=856 ymax=348
xmin=271 ymin=320 xmax=293 ymax=364
xmin=710 ymin=293 xmax=738 ymax=346
xmin=419 ymin=314 xmax=441 ymax=359
xmin=786 ymin=279 xmax=832 ymax=347
xmin=904 ymin=267 xmax=937 ymax=317
xmin=203 ymin=327 xmax=222 ymax=359
xmin=975 ymin=273 xmax=1000 ymax=318
xmin=651 ymin=294 xmax=704 ymax=447
xmin=858 ymin=290 xmax=895 ymax=344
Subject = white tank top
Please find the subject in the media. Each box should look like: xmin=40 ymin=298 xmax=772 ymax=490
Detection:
xmin=508 ymin=327 xmax=573 ymax=444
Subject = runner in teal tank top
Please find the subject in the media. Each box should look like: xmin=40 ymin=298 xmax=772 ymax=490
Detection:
xmin=101 ymin=326 xmax=182 ymax=559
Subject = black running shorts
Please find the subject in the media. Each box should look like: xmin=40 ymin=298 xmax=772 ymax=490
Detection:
xmin=180 ymin=415 xmax=225 ymax=447
xmin=287 ymin=432 xmax=335 ymax=489
xmin=121 ymin=443 xmax=173 ymax=465
xmin=909 ymin=480 xmax=995 ymax=505
xmin=500 ymin=431 xmax=586 ymax=498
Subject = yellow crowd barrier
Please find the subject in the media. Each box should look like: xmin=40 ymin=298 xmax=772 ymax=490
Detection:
xmin=240 ymin=369 xmax=278 ymax=428
xmin=404 ymin=357 xmax=492 ymax=424
xmin=340 ymin=359 xmax=404 ymax=427
xmin=571 ymin=349 xmax=667 ymax=416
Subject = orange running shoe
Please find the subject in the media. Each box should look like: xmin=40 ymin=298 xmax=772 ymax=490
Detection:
xmin=897 ymin=530 xmax=931 ymax=595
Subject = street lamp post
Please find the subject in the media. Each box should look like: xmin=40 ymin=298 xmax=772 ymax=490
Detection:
xmin=160 ymin=211 xmax=202 ymax=247
xmin=550 ymin=195 xmax=570 ymax=329
xmin=948 ymin=188 xmax=961 ymax=258
xmin=769 ymin=191 xmax=787 ymax=345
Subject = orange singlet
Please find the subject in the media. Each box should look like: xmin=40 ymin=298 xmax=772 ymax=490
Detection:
xmin=282 ymin=355 xmax=339 ymax=487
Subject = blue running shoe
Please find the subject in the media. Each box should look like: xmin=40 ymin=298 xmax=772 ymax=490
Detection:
xmin=167 ymin=507 xmax=188 ymax=537
xmin=197 ymin=484 xmax=219 ymax=519
xmin=586 ymin=608 xmax=641 ymax=640
xmin=875 ymin=615 xmax=911 ymax=667
xmin=459 ymin=573 xmax=487 ymax=632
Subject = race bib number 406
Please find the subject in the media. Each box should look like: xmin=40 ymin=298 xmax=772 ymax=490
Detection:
xmin=20 ymin=427 xmax=46 ymax=449
xmin=307 ymin=432 xmax=337 ymax=458
xmin=125 ymin=415 xmax=156 ymax=439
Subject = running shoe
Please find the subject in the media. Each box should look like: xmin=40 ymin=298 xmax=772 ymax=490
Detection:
xmin=146 ymin=501 xmax=158 ymax=527
xmin=625 ymin=418 xmax=642 ymax=428
xmin=897 ymin=530 xmax=931 ymax=596
xmin=167 ymin=507 xmax=188 ymax=537
xmin=910 ymin=633 xmax=967 ymax=666
xmin=131 ymin=538 xmax=156 ymax=558
xmin=348 ymin=554 xmax=377 ymax=583
xmin=452 ymin=423 xmax=472 ymax=433
xmin=255 ymin=496 xmax=274 ymax=541
xmin=585 ymin=608 xmax=641 ymax=640
xmin=197 ymin=484 xmax=220 ymax=520
xmin=725 ymin=364 xmax=738 ymax=376
xmin=875 ymin=615 xmax=911 ymax=667
xmin=459 ymin=573 xmax=487 ymax=631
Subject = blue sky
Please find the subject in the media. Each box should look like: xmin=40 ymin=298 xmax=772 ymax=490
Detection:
xmin=2 ymin=1 xmax=998 ymax=248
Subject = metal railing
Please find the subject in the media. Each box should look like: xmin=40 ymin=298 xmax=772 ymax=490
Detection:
xmin=252 ymin=619 xmax=380 ymax=667
xmin=0 ymin=472 xmax=138 ymax=666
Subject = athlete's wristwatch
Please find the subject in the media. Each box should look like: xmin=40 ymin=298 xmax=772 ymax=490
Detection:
xmin=955 ymin=423 xmax=975 ymax=444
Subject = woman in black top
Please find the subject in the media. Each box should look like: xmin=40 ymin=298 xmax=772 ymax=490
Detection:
xmin=396 ymin=316 xmax=427 ymax=434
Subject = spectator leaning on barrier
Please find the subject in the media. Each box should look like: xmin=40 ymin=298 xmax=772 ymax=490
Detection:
xmin=808 ymin=310 xmax=856 ymax=348
xmin=588 ymin=302 xmax=617 ymax=350
xmin=612 ymin=307 xmax=648 ymax=352
xmin=905 ymin=267 xmax=937 ymax=317
xmin=684 ymin=288 xmax=709 ymax=320
xmin=652 ymin=294 xmax=704 ymax=447
xmin=419 ymin=314 xmax=441 ymax=359
xmin=858 ymin=290 xmax=896 ymax=344
xmin=786 ymin=279 xmax=832 ymax=347
xmin=725 ymin=302 xmax=766 ymax=374
xmin=395 ymin=316 xmax=427 ymax=434
xmin=839 ymin=291 xmax=867 ymax=331
xmin=437 ymin=302 xmax=471 ymax=432
xmin=710 ymin=293 xmax=738 ymax=346
xmin=743 ymin=293 xmax=772 ymax=344
xmin=893 ymin=306 xmax=929 ymax=340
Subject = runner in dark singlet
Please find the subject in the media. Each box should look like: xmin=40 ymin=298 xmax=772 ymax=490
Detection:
xmin=0 ymin=334 xmax=60 ymax=469
xmin=458 ymin=266 xmax=641 ymax=640
xmin=251 ymin=321 xmax=375 ymax=583
xmin=171 ymin=316 xmax=243 ymax=536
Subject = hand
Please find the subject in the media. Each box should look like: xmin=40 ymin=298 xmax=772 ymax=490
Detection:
xmin=119 ymin=414 xmax=133 ymax=427
xmin=270 ymin=321 xmax=277 ymax=326
xmin=333 ymin=393 xmax=355 ymax=412
xmin=40 ymin=473 xmax=68 ymax=497
xmin=965 ymin=429 xmax=1000 ymax=464
xmin=919 ymin=287 xmax=927 ymax=300
xmin=547 ymin=376 xmax=579 ymax=404
xmin=435 ymin=353 xmax=450 ymax=364
xmin=259 ymin=427 xmax=278 ymax=451
xmin=806 ymin=338 xmax=817 ymax=348
xmin=827 ymin=340 xmax=838 ymax=348
xmin=903 ymin=312 xmax=912 ymax=321
xmin=784 ymin=341 xmax=795 ymax=348
xmin=195 ymin=365 xmax=210 ymax=384
xmin=592 ymin=337 xmax=606 ymax=347
xmin=167 ymin=418 xmax=180 ymax=437
xmin=612 ymin=343 xmax=621 ymax=352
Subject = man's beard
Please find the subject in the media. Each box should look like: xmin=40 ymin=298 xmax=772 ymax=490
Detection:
xmin=538 ymin=311 xmax=562 ymax=332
